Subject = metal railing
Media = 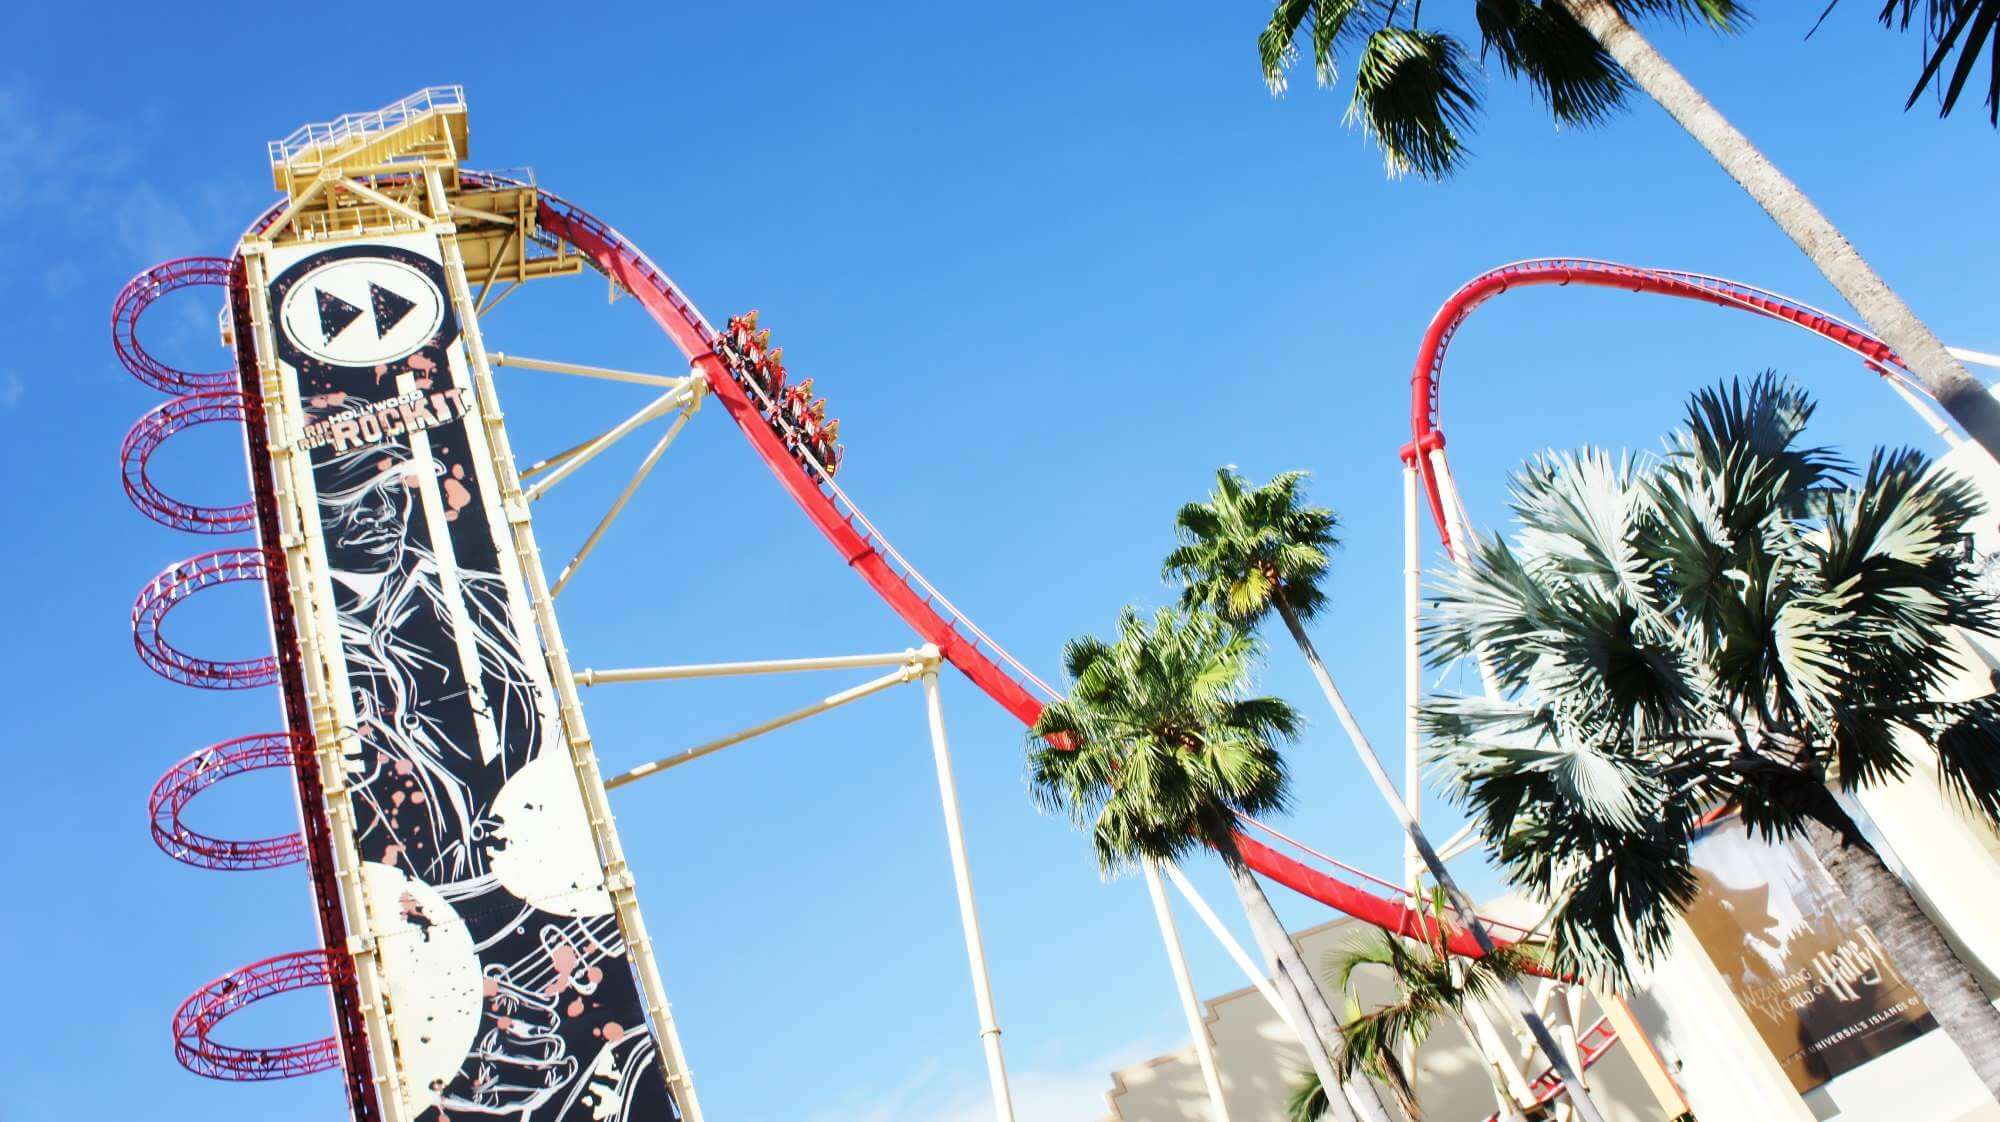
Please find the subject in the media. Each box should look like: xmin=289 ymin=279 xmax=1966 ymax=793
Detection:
xmin=267 ymin=85 xmax=466 ymax=167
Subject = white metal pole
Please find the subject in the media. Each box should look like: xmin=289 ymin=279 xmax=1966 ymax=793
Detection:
xmin=1143 ymin=861 xmax=1233 ymax=1122
xmin=1880 ymin=371 xmax=1963 ymax=448
xmin=1950 ymin=346 xmax=2000 ymax=370
xmin=1427 ymin=449 xmax=1480 ymax=563
xmin=488 ymin=351 xmax=688 ymax=388
xmin=524 ymin=385 xmax=690 ymax=502
xmin=1160 ymin=864 xmax=1297 ymax=1033
xmin=1429 ymin=449 xmax=1504 ymax=701
xmin=605 ymin=664 xmax=918 ymax=787
xmin=552 ymin=391 xmax=702 ymax=597
xmin=1289 ymin=584 xmax=1608 ymax=1122
xmin=919 ymin=658 xmax=1016 ymax=1122
xmin=577 ymin=649 xmax=923 ymax=687
xmin=1402 ymin=463 xmax=1423 ymax=895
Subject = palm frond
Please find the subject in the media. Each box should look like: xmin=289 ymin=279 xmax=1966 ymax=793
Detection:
xmin=1476 ymin=0 xmax=1633 ymax=125
xmin=1346 ymin=27 xmax=1483 ymax=179
xmin=1286 ymin=1067 xmax=1333 ymax=1122
xmin=1879 ymin=0 xmax=2000 ymax=124
xmin=1261 ymin=0 xmax=1379 ymax=93
xmin=1934 ymin=693 xmax=2000 ymax=820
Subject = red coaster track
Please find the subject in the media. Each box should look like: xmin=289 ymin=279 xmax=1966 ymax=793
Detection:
xmin=111 ymin=257 xmax=238 ymax=395
xmin=1405 ymin=257 xmax=1914 ymax=555
xmin=129 ymin=547 xmax=279 ymax=690
xmin=170 ymin=949 xmax=346 ymax=1081
xmin=121 ymin=390 xmax=256 ymax=533
xmin=149 ymin=732 xmax=307 ymax=871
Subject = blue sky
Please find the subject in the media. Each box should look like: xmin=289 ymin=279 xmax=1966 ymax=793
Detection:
xmin=4 ymin=3 xmax=1998 ymax=1120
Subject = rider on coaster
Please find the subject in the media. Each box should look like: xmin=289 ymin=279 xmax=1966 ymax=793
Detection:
xmin=751 ymin=347 xmax=785 ymax=404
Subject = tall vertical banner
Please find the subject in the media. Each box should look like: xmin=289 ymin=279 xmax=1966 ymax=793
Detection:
xmin=1684 ymin=814 xmax=1935 ymax=1094
xmin=263 ymin=233 xmax=679 ymax=1121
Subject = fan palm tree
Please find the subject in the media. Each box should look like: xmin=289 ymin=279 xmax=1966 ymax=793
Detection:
xmin=1027 ymin=606 xmax=1392 ymax=1122
xmin=1423 ymin=372 xmax=2000 ymax=1097
xmin=1289 ymin=895 xmax=1546 ymax=1121
xmin=1257 ymin=0 xmax=2000 ymax=463
xmin=1164 ymin=468 xmax=1606 ymax=1122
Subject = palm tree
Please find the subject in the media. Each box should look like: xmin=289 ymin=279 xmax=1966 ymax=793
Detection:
xmin=1027 ymin=606 xmax=1393 ymax=1122
xmin=1257 ymin=1 xmax=2000 ymax=463
xmin=1422 ymin=372 xmax=2000 ymax=1097
xmin=1289 ymin=895 xmax=1546 ymax=1122
xmin=1164 ymin=468 xmax=1607 ymax=1122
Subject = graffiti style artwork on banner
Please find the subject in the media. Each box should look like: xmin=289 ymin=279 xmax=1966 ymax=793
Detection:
xmin=264 ymin=234 xmax=679 ymax=1122
xmin=1684 ymin=814 xmax=1935 ymax=1094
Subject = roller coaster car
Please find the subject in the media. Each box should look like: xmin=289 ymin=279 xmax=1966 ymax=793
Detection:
xmin=717 ymin=316 xmax=844 ymax=478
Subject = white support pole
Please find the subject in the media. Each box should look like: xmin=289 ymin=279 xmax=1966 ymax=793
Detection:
xmin=1949 ymin=346 xmax=2000 ymax=370
xmin=578 ymin=649 xmax=924 ymax=687
xmin=605 ymin=664 xmax=919 ymax=787
xmin=1402 ymin=462 xmax=1423 ymax=895
xmin=1466 ymin=997 xmax=1541 ymax=1108
xmin=1143 ymin=861 xmax=1233 ymax=1122
xmin=1427 ymin=449 xmax=1481 ymax=563
xmin=525 ymin=385 xmax=691 ymax=502
xmin=552 ymin=386 xmax=704 ymax=597
xmin=521 ymin=431 xmax=604 ymax=481
xmin=1429 ymin=448 xmax=1504 ymax=702
xmin=919 ymin=653 xmax=1016 ymax=1122
xmin=489 ymin=351 xmax=688 ymax=388
xmin=1286 ymin=567 xmax=1608 ymax=1122
xmin=1159 ymin=864 xmax=1298 ymax=1034
xmin=1436 ymin=820 xmax=1482 ymax=862
xmin=1880 ymin=371 xmax=1963 ymax=448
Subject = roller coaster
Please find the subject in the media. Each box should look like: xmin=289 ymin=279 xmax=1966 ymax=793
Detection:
xmin=113 ymin=87 xmax=1987 ymax=1122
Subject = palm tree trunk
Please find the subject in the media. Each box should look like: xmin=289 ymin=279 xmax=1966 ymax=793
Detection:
xmin=1801 ymin=811 xmax=2000 ymax=1098
xmin=1558 ymin=0 xmax=2000 ymax=462
xmin=1225 ymin=860 xmax=1394 ymax=1122
xmin=1272 ymin=597 xmax=1608 ymax=1122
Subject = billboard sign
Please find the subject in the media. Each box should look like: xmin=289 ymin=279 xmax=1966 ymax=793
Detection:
xmin=263 ymin=234 xmax=679 ymax=1121
xmin=1684 ymin=814 xmax=1935 ymax=1094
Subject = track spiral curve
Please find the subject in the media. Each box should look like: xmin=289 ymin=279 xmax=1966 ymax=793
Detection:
xmin=171 ymin=950 xmax=342 ymax=1081
xmin=120 ymin=391 xmax=255 ymax=533
xmin=130 ymin=547 xmax=279 ymax=689
xmin=149 ymin=733 xmax=305 ymax=870
xmin=112 ymin=257 xmax=237 ymax=394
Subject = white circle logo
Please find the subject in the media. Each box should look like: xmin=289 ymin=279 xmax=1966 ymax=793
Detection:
xmin=278 ymin=256 xmax=446 ymax=368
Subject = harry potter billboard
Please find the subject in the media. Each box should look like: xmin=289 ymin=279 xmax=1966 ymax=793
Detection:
xmin=1685 ymin=814 xmax=1935 ymax=1094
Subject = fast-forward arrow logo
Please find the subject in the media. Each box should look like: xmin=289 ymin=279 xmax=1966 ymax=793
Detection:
xmin=279 ymin=250 xmax=448 ymax=368
xmin=317 ymin=283 xmax=419 ymax=344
